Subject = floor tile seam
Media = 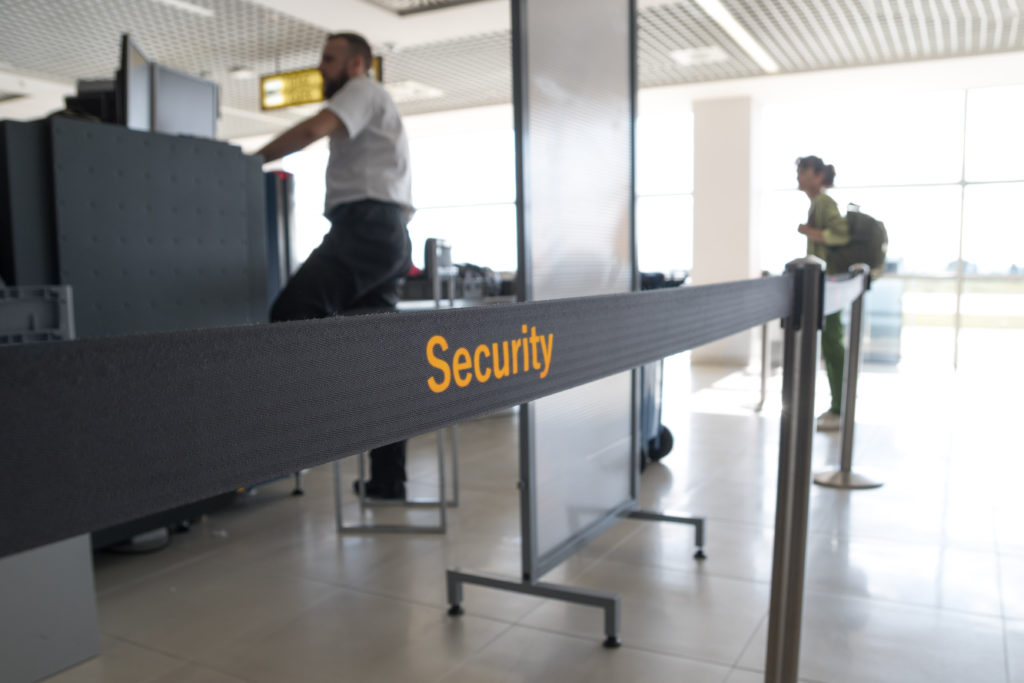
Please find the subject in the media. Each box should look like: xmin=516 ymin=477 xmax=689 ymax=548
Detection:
xmin=322 ymin=581 xmax=527 ymax=627
xmin=727 ymin=664 xmax=829 ymax=683
xmin=576 ymin=551 xmax=771 ymax=591
xmin=93 ymin=545 xmax=235 ymax=599
xmin=220 ymin=559 xmax=366 ymax=597
xmin=568 ymin=551 xmax=1007 ymax=621
xmin=495 ymin=621 xmax=742 ymax=670
xmin=805 ymin=528 xmax=1000 ymax=551
xmin=809 ymin=528 xmax=1000 ymax=551
xmin=998 ymin=552 xmax=1010 ymax=620
xmin=163 ymin=658 xmax=254 ymax=683
xmin=730 ymin=610 xmax=768 ymax=670
xmin=800 ymin=585 xmax=1008 ymax=621
xmin=803 ymin=585 xmax=1005 ymax=620
xmin=160 ymin=584 xmax=352 ymax=668
xmin=176 ymin=585 xmax=515 ymax=682
xmin=1004 ymin=617 xmax=1014 ymax=683
xmin=998 ymin=553 xmax=1013 ymax=683
xmin=425 ymin=620 xmax=519 ymax=683
xmin=578 ymin=548 xmax=774 ymax=587
xmin=564 ymin=517 xmax=648 ymax=578
xmin=94 ymin=630 xmax=196 ymax=677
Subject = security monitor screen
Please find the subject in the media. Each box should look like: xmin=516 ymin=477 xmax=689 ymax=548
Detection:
xmin=122 ymin=34 xmax=151 ymax=132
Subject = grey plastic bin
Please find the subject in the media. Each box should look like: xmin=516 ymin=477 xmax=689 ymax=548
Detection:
xmin=0 ymin=286 xmax=75 ymax=344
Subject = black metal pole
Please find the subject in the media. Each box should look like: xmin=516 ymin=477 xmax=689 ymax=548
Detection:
xmin=766 ymin=257 xmax=822 ymax=683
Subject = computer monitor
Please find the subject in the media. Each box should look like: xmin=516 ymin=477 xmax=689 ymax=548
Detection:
xmin=118 ymin=33 xmax=151 ymax=131
xmin=151 ymin=64 xmax=219 ymax=139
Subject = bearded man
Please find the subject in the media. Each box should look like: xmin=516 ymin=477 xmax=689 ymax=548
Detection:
xmin=258 ymin=32 xmax=412 ymax=499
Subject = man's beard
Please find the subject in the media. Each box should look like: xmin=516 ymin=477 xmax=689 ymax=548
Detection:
xmin=323 ymin=73 xmax=348 ymax=99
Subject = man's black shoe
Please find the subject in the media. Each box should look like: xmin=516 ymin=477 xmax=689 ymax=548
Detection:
xmin=352 ymin=479 xmax=406 ymax=500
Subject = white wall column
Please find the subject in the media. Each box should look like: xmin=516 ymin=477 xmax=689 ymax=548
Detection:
xmin=691 ymin=96 xmax=760 ymax=366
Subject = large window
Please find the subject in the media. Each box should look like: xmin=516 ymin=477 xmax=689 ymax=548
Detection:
xmin=280 ymin=127 xmax=519 ymax=274
xmin=281 ymin=146 xmax=329 ymax=268
xmin=758 ymin=84 xmax=1024 ymax=369
xmin=635 ymin=111 xmax=694 ymax=275
xmin=280 ymin=107 xmax=696 ymax=279
xmin=405 ymin=111 xmax=695 ymax=277
xmin=406 ymin=128 xmax=517 ymax=273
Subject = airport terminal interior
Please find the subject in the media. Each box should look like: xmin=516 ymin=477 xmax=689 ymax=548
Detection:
xmin=2 ymin=0 xmax=1024 ymax=682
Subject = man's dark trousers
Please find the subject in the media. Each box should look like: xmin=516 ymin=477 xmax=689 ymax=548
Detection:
xmin=271 ymin=199 xmax=412 ymax=486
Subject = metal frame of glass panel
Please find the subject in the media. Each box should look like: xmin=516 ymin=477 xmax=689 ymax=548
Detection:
xmin=445 ymin=0 xmax=705 ymax=647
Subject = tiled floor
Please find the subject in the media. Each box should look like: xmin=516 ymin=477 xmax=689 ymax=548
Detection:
xmin=44 ymin=352 xmax=1021 ymax=682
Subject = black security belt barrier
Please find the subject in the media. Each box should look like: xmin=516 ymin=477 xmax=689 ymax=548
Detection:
xmin=0 ymin=274 xmax=792 ymax=560
xmin=2 ymin=259 xmax=860 ymax=683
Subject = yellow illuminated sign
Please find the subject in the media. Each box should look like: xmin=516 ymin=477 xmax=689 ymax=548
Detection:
xmin=260 ymin=68 xmax=323 ymax=110
xmin=260 ymin=57 xmax=384 ymax=111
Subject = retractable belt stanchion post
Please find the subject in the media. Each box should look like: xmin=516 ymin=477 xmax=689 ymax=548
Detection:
xmin=814 ymin=264 xmax=883 ymax=490
xmin=766 ymin=257 xmax=822 ymax=683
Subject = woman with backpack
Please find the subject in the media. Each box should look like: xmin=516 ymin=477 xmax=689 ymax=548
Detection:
xmin=796 ymin=155 xmax=851 ymax=432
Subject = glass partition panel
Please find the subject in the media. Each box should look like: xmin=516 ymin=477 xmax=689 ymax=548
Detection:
xmin=516 ymin=0 xmax=635 ymax=578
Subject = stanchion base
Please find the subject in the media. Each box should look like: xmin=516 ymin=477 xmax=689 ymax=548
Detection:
xmin=813 ymin=470 xmax=883 ymax=490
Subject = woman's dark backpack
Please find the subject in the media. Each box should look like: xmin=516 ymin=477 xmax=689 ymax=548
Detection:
xmin=829 ymin=210 xmax=888 ymax=278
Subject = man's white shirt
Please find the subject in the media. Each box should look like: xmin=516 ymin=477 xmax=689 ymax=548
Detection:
xmin=323 ymin=75 xmax=413 ymax=219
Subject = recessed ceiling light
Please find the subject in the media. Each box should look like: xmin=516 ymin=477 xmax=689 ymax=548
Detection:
xmin=229 ymin=67 xmax=256 ymax=80
xmin=670 ymin=46 xmax=730 ymax=67
xmin=383 ymin=80 xmax=444 ymax=103
xmin=148 ymin=0 xmax=215 ymax=19
xmin=692 ymin=0 xmax=779 ymax=73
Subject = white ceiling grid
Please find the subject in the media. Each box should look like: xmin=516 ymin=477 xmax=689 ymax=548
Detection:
xmin=0 ymin=0 xmax=325 ymax=81
xmin=639 ymin=3 xmax=762 ymax=84
xmin=384 ymin=31 xmax=511 ymax=114
xmin=362 ymin=0 xmax=491 ymax=15
xmin=0 ymin=0 xmax=1022 ymax=126
xmin=723 ymin=0 xmax=1024 ymax=72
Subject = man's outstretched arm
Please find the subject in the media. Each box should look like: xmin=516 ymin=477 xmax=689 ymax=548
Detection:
xmin=257 ymin=109 xmax=348 ymax=162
